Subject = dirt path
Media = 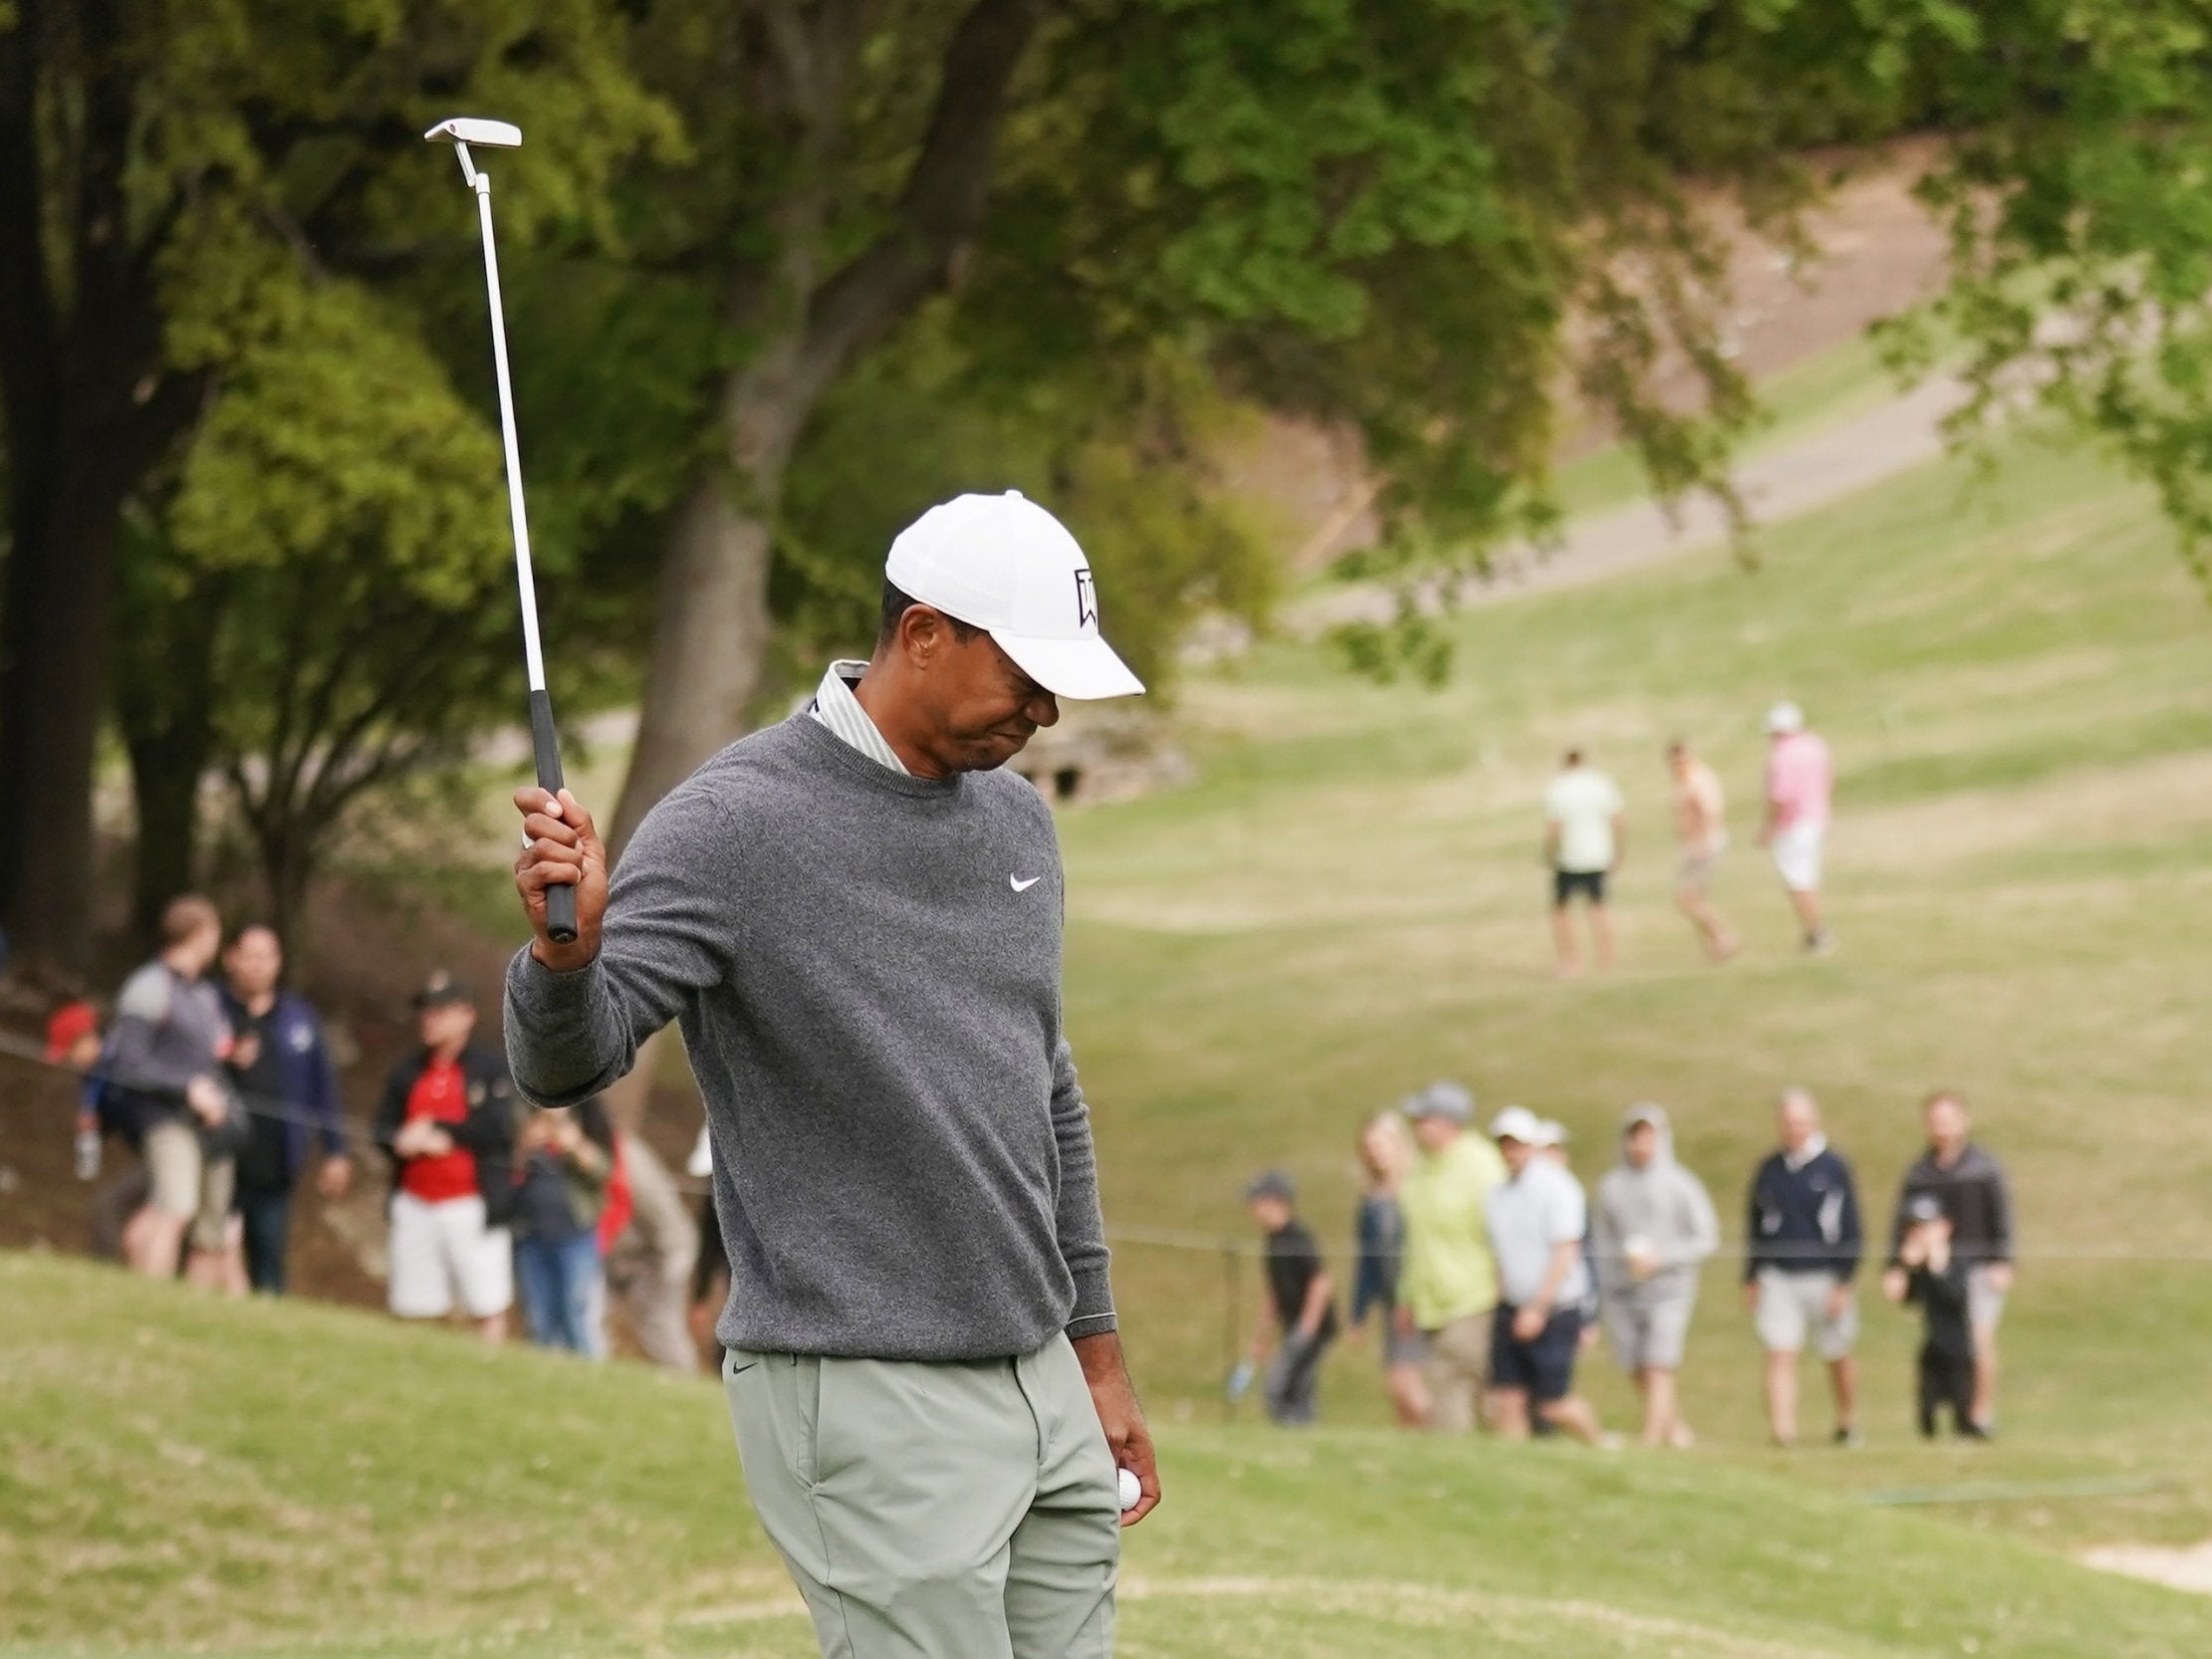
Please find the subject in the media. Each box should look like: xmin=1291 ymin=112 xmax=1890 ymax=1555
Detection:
xmin=1290 ymin=367 xmax=1967 ymax=633
xmin=2081 ymin=1540 xmax=2212 ymax=1597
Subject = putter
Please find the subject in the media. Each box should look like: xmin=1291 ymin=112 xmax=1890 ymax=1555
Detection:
xmin=425 ymin=117 xmax=578 ymax=945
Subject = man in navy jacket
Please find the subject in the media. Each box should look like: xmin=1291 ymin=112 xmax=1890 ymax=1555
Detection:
xmin=220 ymin=925 xmax=350 ymax=1294
xmin=1743 ymin=1088 xmax=1864 ymax=1447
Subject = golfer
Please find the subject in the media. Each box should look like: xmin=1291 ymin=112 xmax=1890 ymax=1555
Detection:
xmin=505 ymin=490 xmax=1157 ymax=1659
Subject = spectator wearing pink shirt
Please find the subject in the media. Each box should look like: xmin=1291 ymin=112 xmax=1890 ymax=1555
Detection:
xmin=1759 ymin=702 xmax=1834 ymax=954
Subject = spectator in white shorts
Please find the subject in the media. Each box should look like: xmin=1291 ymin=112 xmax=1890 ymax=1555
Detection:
xmin=372 ymin=972 xmax=518 ymax=1341
xmin=1882 ymin=1091 xmax=2014 ymax=1437
xmin=1743 ymin=1088 xmax=1863 ymax=1447
xmin=1759 ymin=703 xmax=1834 ymax=955
xmin=1593 ymin=1103 xmax=1719 ymax=1448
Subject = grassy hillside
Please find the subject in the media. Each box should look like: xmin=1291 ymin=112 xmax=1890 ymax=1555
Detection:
xmin=6 ymin=1253 xmax=2209 ymax=1659
xmin=1058 ymin=429 xmax=2212 ymax=1545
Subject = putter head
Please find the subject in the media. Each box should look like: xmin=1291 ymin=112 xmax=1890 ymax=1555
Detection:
xmin=423 ymin=117 xmax=522 ymax=149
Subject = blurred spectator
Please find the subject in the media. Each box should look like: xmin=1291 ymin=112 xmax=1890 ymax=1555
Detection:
xmin=1759 ymin=702 xmax=1834 ymax=954
xmin=1544 ymin=750 xmax=1625 ymax=976
xmin=1593 ymin=1104 xmax=1719 ymax=1448
xmin=1882 ymin=1091 xmax=2013 ymax=1435
xmin=602 ymin=1128 xmax=701 ymax=1369
xmin=45 ymin=1000 xmax=101 ymax=1069
xmin=1485 ymin=1106 xmax=1608 ymax=1445
xmin=512 ymin=1094 xmax=615 ymax=1356
xmin=103 ymin=896 xmax=242 ymax=1285
xmin=1351 ymin=1109 xmax=1428 ymax=1428
xmin=1885 ymin=1194 xmax=1982 ymax=1439
xmin=1399 ymin=1082 xmax=1507 ymax=1434
xmin=373 ymin=972 xmax=516 ymax=1342
xmin=687 ymin=1125 xmax=729 ymax=1369
xmin=1744 ymin=1087 xmax=1862 ymax=1447
xmin=48 ymin=1000 xmax=104 ymax=1184
xmin=1244 ymin=1171 xmax=1338 ymax=1426
xmin=1667 ymin=741 xmax=1741 ymax=962
xmin=218 ymin=925 xmax=350 ymax=1296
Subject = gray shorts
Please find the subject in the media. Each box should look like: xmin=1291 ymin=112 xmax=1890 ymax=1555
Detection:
xmin=1604 ymin=1284 xmax=1698 ymax=1371
xmin=1967 ymin=1265 xmax=2008 ymax=1333
xmin=1754 ymin=1269 xmax=1858 ymax=1361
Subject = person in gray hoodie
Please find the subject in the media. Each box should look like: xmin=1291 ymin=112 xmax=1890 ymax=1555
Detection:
xmin=1592 ymin=1103 xmax=1720 ymax=1447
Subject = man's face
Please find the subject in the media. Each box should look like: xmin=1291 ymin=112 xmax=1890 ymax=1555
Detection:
xmin=1249 ymin=1196 xmax=1291 ymax=1233
xmin=180 ymin=922 xmax=223 ymax=977
xmin=1926 ymin=1096 xmax=1968 ymax=1156
xmin=1412 ymin=1115 xmax=1458 ymax=1155
xmin=1666 ymin=747 xmax=1687 ymax=778
xmin=1779 ymin=1099 xmax=1818 ymax=1155
xmin=1624 ymin=1122 xmax=1657 ymax=1168
xmin=417 ymin=1002 xmax=475 ymax=1052
xmin=225 ymin=927 xmax=283 ymax=999
xmin=917 ymin=621 xmax=1060 ymax=774
xmin=1498 ymin=1136 xmax=1533 ymax=1175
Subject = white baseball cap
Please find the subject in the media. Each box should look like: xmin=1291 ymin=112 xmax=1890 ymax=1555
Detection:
xmin=1765 ymin=700 xmax=1805 ymax=735
xmin=885 ymin=491 xmax=1144 ymax=700
xmin=1490 ymin=1105 xmax=1545 ymax=1144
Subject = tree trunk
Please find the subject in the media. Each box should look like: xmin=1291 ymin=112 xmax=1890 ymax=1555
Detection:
xmin=608 ymin=468 xmax=780 ymax=858
xmin=119 ymin=588 xmax=223 ymax=949
xmin=0 ymin=487 xmax=123 ymax=981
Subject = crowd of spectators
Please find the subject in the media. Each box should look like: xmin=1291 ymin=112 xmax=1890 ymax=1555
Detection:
xmin=37 ymin=894 xmax=708 ymax=1365
xmin=1245 ymin=1082 xmax=2015 ymax=1447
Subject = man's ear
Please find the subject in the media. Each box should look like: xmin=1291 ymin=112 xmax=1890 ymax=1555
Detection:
xmin=898 ymin=604 xmax=947 ymax=667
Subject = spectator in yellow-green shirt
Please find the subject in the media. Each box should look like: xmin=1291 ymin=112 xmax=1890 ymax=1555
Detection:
xmin=1396 ymin=1081 xmax=1509 ymax=1433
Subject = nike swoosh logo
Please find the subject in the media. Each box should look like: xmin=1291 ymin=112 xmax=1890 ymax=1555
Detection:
xmin=1010 ymin=874 xmax=1043 ymax=893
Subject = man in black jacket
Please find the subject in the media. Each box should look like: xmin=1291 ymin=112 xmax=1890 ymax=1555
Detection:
xmin=1882 ymin=1091 xmax=2013 ymax=1435
xmin=373 ymin=973 xmax=517 ymax=1341
xmin=1743 ymin=1088 xmax=1864 ymax=1448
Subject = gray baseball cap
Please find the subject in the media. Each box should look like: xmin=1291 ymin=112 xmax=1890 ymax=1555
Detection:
xmin=1246 ymin=1170 xmax=1296 ymax=1204
xmin=1407 ymin=1081 xmax=1476 ymax=1125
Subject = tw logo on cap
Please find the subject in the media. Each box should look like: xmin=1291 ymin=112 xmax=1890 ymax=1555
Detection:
xmin=1075 ymin=569 xmax=1099 ymax=630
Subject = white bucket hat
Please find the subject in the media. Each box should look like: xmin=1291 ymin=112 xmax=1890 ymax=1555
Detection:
xmin=1765 ymin=700 xmax=1806 ymax=736
xmin=885 ymin=491 xmax=1144 ymax=700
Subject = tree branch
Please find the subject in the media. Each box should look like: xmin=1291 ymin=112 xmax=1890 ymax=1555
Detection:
xmin=792 ymin=0 xmax=1045 ymax=409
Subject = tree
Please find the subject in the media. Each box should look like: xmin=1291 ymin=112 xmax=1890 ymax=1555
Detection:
xmin=598 ymin=0 xmax=1949 ymax=843
xmin=0 ymin=0 xmax=670 ymax=976
xmin=1873 ymin=0 xmax=2212 ymax=596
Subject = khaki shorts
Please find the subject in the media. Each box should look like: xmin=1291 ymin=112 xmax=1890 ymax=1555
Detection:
xmin=1422 ymin=1307 xmax=1494 ymax=1434
xmin=142 ymin=1118 xmax=203 ymax=1221
xmin=142 ymin=1120 xmax=235 ymax=1253
xmin=1754 ymin=1269 xmax=1857 ymax=1361
xmin=1676 ymin=848 xmax=1721 ymax=894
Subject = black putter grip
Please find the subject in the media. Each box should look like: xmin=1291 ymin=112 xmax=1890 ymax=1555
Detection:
xmin=528 ymin=687 xmax=579 ymax=946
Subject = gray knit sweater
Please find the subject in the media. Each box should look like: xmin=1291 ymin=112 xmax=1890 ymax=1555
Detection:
xmin=502 ymin=713 xmax=1115 ymax=1361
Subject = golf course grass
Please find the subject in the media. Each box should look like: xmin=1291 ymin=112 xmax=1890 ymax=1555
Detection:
xmin=7 ymin=1252 xmax=2209 ymax=1658
xmin=1065 ymin=425 xmax=2212 ymax=1557
xmin=11 ymin=421 xmax=2212 ymax=1656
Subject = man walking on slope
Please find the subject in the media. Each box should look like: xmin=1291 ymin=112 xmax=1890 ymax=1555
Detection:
xmin=1883 ymin=1092 xmax=2014 ymax=1437
xmin=1760 ymin=702 xmax=1835 ymax=954
xmin=1666 ymin=740 xmax=1740 ymax=962
xmin=506 ymin=491 xmax=1158 ymax=1659
xmin=1544 ymin=749 xmax=1626 ymax=976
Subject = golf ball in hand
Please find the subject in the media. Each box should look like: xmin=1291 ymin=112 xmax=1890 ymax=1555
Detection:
xmin=1116 ymin=1468 xmax=1142 ymax=1511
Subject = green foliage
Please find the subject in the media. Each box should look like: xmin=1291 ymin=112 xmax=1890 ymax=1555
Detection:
xmin=1874 ymin=0 xmax=2212 ymax=594
xmin=777 ymin=318 xmax=1279 ymax=701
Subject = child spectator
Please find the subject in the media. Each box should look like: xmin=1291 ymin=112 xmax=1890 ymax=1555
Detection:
xmin=1243 ymin=1171 xmax=1338 ymax=1425
xmin=1888 ymin=1194 xmax=1982 ymax=1439
xmin=511 ymin=1095 xmax=615 ymax=1356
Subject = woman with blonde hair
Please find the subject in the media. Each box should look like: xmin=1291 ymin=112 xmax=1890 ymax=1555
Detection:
xmin=1352 ymin=1108 xmax=1430 ymax=1428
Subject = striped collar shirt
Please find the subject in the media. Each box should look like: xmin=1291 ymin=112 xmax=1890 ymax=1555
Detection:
xmin=808 ymin=660 xmax=908 ymax=775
